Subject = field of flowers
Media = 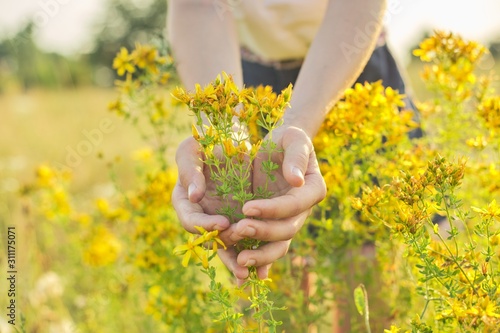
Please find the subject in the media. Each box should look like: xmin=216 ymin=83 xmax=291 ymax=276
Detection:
xmin=1 ymin=31 xmax=500 ymax=332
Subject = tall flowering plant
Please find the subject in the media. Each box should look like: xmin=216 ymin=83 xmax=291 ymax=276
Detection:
xmin=172 ymin=72 xmax=292 ymax=332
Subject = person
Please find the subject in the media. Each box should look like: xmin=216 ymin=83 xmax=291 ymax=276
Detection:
xmin=168 ymin=0 xmax=402 ymax=285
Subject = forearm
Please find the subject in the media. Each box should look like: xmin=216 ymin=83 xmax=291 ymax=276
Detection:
xmin=284 ymin=0 xmax=386 ymax=138
xmin=167 ymin=0 xmax=243 ymax=88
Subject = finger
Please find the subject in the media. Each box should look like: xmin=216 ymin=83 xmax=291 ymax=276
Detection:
xmin=176 ymin=136 xmax=206 ymax=203
xmin=220 ymin=210 xmax=309 ymax=245
xmin=217 ymin=247 xmax=249 ymax=282
xmin=236 ymin=240 xmax=291 ymax=268
xmin=281 ymin=127 xmax=313 ymax=187
xmin=172 ymin=182 xmax=230 ymax=233
xmin=257 ymin=264 xmax=272 ymax=280
xmin=242 ymin=168 xmax=326 ymax=219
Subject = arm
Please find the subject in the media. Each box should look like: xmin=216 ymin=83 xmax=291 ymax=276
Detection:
xmin=168 ymin=0 xmax=387 ymax=282
xmin=286 ymin=0 xmax=386 ymax=138
xmin=220 ymin=0 xmax=387 ymax=279
xmin=167 ymin=0 xmax=242 ymax=88
xmin=168 ymin=0 xmax=243 ymax=212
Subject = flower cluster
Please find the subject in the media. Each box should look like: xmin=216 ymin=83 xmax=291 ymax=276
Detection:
xmin=173 ymin=226 xmax=226 ymax=269
xmin=414 ymin=30 xmax=488 ymax=103
xmin=315 ymin=81 xmax=415 ymax=151
xmin=83 ymin=225 xmax=122 ymax=266
xmin=354 ymin=154 xmax=500 ymax=332
xmin=172 ymin=72 xmax=291 ymax=331
xmin=172 ymin=72 xmax=291 ymax=219
xmin=313 ymin=80 xmax=418 ymax=240
xmin=478 ymin=96 xmax=500 ymax=136
xmin=112 ymin=43 xmax=172 ymax=83
xmin=109 ymin=43 xmax=175 ymax=133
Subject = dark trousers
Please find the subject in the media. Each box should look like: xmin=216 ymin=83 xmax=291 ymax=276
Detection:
xmin=242 ymin=44 xmax=422 ymax=138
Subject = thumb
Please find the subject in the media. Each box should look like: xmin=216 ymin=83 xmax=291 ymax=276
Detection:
xmin=281 ymin=127 xmax=313 ymax=187
xmin=176 ymin=136 xmax=206 ymax=202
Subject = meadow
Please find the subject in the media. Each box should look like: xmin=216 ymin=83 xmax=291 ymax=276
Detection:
xmin=1 ymin=32 xmax=500 ymax=332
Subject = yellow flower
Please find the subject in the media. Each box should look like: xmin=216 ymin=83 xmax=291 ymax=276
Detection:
xmin=250 ymin=140 xmax=262 ymax=158
xmin=236 ymin=141 xmax=249 ymax=161
xmin=107 ymin=99 xmax=126 ymax=116
xmin=95 ymin=198 xmax=110 ymax=214
xmin=74 ymin=213 xmax=91 ymax=227
xmin=131 ymin=43 xmax=159 ymax=74
xmin=478 ymin=96 xmax=500 ymax=133
xmin=113 ymin=47 xmax=135 ymax=76
xmin=191 ymin=124 xmax=201 ymax=141
xmin=222 ymin=138 xmax=237 ymax=157
xmin=472 ymin=199 xmax=500 ymax=220
xmin=158 ymin=72 xmax=170 ymax=85
xmin=384 ymin=325 xmax=403 ymax=333
xmin=36 ymin=164 xmax=56 ymax=187
xmin=351 ymin=197 xmax=363 ymax=211
xmin=171 ymin=86 xmax=191 ymax=104
xmin=95 ymin=198 xmax=130 ymax=222
xmin=148 ymin=285 xmax=162 ymax=298
xmin=173 ymin=234 xmax=208 ymax=268
xmin=193 ymin=226 xmax=227 ymax=251
xmin=466 ymin=136 xmax=488 ymax=149
xmin=83 ymin=226 xmax=122 ymax=266
xmin=131 ymin=147 xmax=153 ymax=161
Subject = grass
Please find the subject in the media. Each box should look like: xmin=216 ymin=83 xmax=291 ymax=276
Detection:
xmin=0 ymin=86 xmax=191 ymax=332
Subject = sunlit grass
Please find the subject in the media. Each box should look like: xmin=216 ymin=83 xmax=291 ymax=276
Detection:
xmin=0 ymin=86 xmax=191 ymax=332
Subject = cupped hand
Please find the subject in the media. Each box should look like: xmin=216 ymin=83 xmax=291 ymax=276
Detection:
xmin=218 ymin=126 xmax=327 ymax=284
xmin=172 ymin=136 xmax=230 ymax=233
xmin=172 ymin=136 xmax=258 ymax=283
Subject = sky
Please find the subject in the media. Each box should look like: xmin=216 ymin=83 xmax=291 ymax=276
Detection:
xmin=0 ymin=0 xmax=499 ymax=63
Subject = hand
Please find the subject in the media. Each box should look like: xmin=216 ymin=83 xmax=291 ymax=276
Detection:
xmin=172 ymin=136 xmax=231 ymax=233
xmin=172 ymin=136 xmax=261 ymax=283
xmin=218 ymin=126 xmax=327 ymax=284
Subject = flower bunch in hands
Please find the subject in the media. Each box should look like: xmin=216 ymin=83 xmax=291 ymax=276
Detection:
xmin=172 ymin=72 xmax=325 ymax=331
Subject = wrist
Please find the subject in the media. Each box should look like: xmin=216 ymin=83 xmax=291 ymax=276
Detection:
xmin=281 ymin=113 xmax=318 ymax=140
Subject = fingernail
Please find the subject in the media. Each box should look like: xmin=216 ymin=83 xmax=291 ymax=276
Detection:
xmin=261 ymin=265 xmax=270 ymax=279
xmin=242 ymin=226 xmax=256 ymax=237
xmin=244 ymin=208 xmax=261 ymax=217
xmin=213 ymin=222 xmax=226 ymax=231
xmin=245 ymin=259 xmax=256 ymax=267
xmin=292 ymin=167 xmax=304 ymax=181
xmin=188 ymin=183 xmax=196 ymax=199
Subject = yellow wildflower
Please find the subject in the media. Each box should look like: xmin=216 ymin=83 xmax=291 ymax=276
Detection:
xmin=173 ymin=234 xmax=208 ymax=268
xmin=222 ymin=138 xmax=237 ymax=157
xmin=478 ymin=96 xmax=500 ymax=133
xmin=131 ymin=43 xmax=159 ymax=74
xmin=191 ymin=124 xmax=201 ymax=141
xmin=36 ymin=164 xmax=56 ymax=187
xmin=384 ymin=326 xmax=404 ymax=333
xmin=193 ymin=226 xmax=227 ymax=251
xmin=95 ymin=198 xmax=130 ymax=222
xmin=107 ymin=99 xmax=126 ymax=116
xmin=171 ymin=86 xmax=191 ymax=104
xmin=131 ymin=147 xmax=153 ymax=161
xmin=113 ymin=47 xmax=135 ymax=76
xmin=83 ymin=226 xmax=122 ymax=267
xmin=471 ymin=199 xmax=500 ymax=220
xmin=466 ymin=136 xmax=488 ymax=149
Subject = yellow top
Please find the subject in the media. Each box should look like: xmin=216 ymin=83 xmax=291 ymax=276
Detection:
xmin=234 ymin=0 xmax=329 ymax=61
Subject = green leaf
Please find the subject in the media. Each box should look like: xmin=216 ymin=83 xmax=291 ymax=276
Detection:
xmin=354 ymin=284 xmax=366 ymax=316
xmin=354 ymin=284 xmax=372 ymax=333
